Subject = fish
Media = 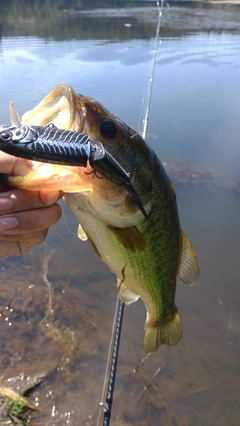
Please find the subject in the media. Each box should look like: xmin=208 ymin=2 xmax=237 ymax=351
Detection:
xmin=3 ymin=83 xmax=200 ymax=353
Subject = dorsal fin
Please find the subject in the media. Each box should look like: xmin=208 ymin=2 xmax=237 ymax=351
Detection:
xmin=178 ymin=230 xmax=200 ymax=286
xmin=9 ymin=102 xmax=22 ymax=126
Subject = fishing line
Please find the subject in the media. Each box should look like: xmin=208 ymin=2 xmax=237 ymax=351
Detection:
xmin=97 ymin=2 xmax=164 ymax=425
xmin=142 ymin=0 xmax=164 ymax=140
xmin=60 ymin=199 xmax=77 ymax=235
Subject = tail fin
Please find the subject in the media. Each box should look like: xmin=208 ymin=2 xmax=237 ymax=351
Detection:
xmin=143 ymin=309 xmax=182 ymax=353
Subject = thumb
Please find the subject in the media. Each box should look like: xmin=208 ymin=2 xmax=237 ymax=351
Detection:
xmin=39 ymin=190 xmax=64 ymax=206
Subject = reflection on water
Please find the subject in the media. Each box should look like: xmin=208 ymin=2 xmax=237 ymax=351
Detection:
xmin=0 ymin=2 xmax=240 ymax=425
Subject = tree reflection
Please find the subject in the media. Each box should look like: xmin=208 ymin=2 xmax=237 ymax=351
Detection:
xmin=0 ymin=0 xmax=158 ymax=42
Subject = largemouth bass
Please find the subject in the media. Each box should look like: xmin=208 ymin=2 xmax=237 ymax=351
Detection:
xmin=3 ymin=84 xmax=200 ymax=353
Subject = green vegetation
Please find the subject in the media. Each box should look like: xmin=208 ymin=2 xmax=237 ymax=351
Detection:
xmin=0 ymin=386 xmax=37 ymax=426
xmin=5 ymin=396 xmax=27 ymax=425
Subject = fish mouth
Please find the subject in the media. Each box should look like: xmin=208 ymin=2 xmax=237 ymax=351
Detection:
xmin=22 ymin=83 xmax=86 ymax=132
xmin=5 ymin=83 xmax=91 ymax=194
xmin=2 ymin=83 xmax=149 ymax=220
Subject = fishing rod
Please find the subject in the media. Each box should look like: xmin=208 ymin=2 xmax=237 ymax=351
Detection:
xmin=97 ymin=2 xmax=164 ymax=425
xmin=102 ymin=299 xmax=124 ymax=426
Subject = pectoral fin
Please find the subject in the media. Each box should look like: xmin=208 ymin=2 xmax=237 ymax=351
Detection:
xmin=109 ymin=225 xmax=146 ymax=253
xmin=178 ymin=230 xmax=200 ymax=286
xmin=77 ymin=224 xmax=88 ymax=241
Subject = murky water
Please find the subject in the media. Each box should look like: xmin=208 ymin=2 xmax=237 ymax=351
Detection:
xmin=0 ymin=2 xmax=240 ymax=425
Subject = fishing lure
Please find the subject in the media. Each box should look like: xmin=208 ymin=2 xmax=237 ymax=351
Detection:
xmin=0 ymin=123 xmax=148 ymax=219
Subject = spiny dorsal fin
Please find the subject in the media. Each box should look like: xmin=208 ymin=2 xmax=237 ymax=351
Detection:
xmin=178 ymin=230 xmax=200 ymax=286
xmin=109 ymin=225 xmax=146 ymax=253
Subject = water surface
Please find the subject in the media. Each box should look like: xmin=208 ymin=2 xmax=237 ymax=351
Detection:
xmin=0 ymin=3 xmax=240 ymax=426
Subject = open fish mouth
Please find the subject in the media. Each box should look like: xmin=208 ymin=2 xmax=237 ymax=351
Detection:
xmin=22 ymin=83 xmax=86 ymax=133
xmin=0 ymin=84 xmax=149 ymax=219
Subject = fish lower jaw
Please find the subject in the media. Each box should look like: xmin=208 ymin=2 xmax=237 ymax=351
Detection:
xmin=6 ymin=164 xmax=94 ymax=193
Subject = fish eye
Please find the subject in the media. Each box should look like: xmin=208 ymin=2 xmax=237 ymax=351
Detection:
xmin=100 ymin=119 xmax=117 ymax=139
xmin=0 ymin=131 xmax=10 ymax=141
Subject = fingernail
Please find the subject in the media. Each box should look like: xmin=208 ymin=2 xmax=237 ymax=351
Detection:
xmin=0 ymin=217 xmax=18 ymax=231
xmin=0 ymin=198 xmax=14 ymax=211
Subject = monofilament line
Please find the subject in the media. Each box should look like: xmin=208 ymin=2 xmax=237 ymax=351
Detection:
xmin=142 ymin=0 xmax=164 ymax=140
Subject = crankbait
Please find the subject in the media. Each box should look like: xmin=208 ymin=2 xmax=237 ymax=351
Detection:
xmin=0 ymin=123 xmax=148 ymax=219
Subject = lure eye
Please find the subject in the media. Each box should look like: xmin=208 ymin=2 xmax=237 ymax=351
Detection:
xmin=100 ymin=119 xmax=117 ymax=139
xmin=0 ymin=131 xmax=11 ymax=141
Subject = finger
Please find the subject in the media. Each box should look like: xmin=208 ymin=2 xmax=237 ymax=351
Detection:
xmin=0 ymin=229 xmax=48 ymax=243
xmin=0 ymin=228 xmax=49 ymax=246
xmin=0 ymin=231 xmax=48 ymax=256
xmin=0 ymin=153 xmax=34 ymax=175
xmin=0 ymin=188 xmax=63 ymax=214
xmin=0 ymin=203 xmax=62 ymax=235
xmin=39 ymin=189 xmax=64 ymax=206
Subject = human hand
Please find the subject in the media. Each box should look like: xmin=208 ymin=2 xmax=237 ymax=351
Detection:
xmin=0 ymin=153 xmax=63 ymax=256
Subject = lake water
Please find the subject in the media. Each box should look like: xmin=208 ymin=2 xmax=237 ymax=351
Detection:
xmin=0 ymin=2 xmax=240 ymax=426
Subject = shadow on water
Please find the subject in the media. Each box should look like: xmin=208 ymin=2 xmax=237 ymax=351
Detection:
xmin=0 ymin=1 xmax=240 ymax=425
